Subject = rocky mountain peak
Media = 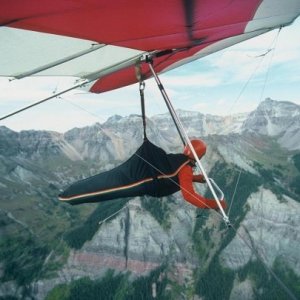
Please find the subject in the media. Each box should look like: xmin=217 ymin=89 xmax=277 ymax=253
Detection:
xmin=241 ymin=98 xmax=300 ymax=150
xmin=256 ymin=97 xmax=300 ymax=116
xmin=105 ymin=114 xmax=123 ymax=124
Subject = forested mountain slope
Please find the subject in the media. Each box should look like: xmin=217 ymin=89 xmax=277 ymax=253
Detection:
xmin=0 ymin=99 xmax=299 ymax=299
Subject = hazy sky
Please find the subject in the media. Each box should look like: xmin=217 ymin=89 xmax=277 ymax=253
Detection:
xmin=1 ymin=17 xmax=300 ymax=133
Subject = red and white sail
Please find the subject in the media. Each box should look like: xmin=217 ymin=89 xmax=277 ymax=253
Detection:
xmin=1 ymin=0 xmax=300 ymax=92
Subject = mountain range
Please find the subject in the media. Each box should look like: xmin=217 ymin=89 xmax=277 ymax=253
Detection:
xmin=0 ymin=98 xmax=299 ymax=300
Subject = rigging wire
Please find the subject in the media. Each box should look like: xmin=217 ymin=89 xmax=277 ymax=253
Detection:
xmin=133 ymin=151 xmax=225 ymax=217
xmin=222 ymin=28 xmax=282 ymax=222
xmin=227 ymin=169 xmax=242 ymax=217
xmin=32 ymin=235 xmax=66 ymax=291
xmin=61 ymin=96 xmax=107 ymax=123
xmin=229 ymin=223 xmax=298 ymax=300
xmin=248 ymin=48 xmax=273 ymax=58
xmin=257 ymin=189 xmax=266 ymax=248
xmin=98 ymin=203 xmax=130 ymax=226
xmin=0 ymin=79 xmax=90 ymax=121
xmin=225 ymin=53 xmax=268 ymax=115
xmin=258 ymin=27 xmax=282 ymax=104
xmin=225 ymin=30 xmax=279 ymax=115
xmin=218 ymin=28 xmax=298 ymax=299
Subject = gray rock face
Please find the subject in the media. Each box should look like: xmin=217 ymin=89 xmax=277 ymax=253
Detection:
xmin=64 ymin=197 xmax=197 ymax=276
xmin=32 ymin=197 xmax=199 ymax=299
xmin=220 ymin=188 xmax=300 ymax=275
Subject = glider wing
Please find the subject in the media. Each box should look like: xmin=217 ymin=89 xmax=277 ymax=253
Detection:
xmin=1 ymin=0 xmax=300 ymax=92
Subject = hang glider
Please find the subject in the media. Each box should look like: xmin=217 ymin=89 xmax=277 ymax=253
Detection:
xmin=1 ymin=0 xmax=300 ymax=93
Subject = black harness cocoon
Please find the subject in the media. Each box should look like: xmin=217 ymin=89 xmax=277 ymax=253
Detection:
xmin=58 ymin=139 xmax=189 ymax=205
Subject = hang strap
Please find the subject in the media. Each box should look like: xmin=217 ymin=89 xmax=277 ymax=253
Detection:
xmin=135 ymin=62 xmax=147 ymax=140
xmin=139 ymin=81 xmax=147 ymax=140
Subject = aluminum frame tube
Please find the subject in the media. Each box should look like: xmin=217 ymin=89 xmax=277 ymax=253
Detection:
xmin=148 ymin=62 xmax=230 ymax=225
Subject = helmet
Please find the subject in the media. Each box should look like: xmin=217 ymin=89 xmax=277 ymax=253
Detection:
xmin=183 ymin=139 xmax=206 ymax=160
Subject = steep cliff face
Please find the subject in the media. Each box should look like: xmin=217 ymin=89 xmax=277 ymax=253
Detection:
xmin=221 ymin=188 xmax=300 ymax=274
xmin=219 ymin=188 xmax=300 ymax=299
xmin=67 ymin=197 xmax=197 ymax=274
xmin=0 ymin=99 xmax=299 ymax=300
